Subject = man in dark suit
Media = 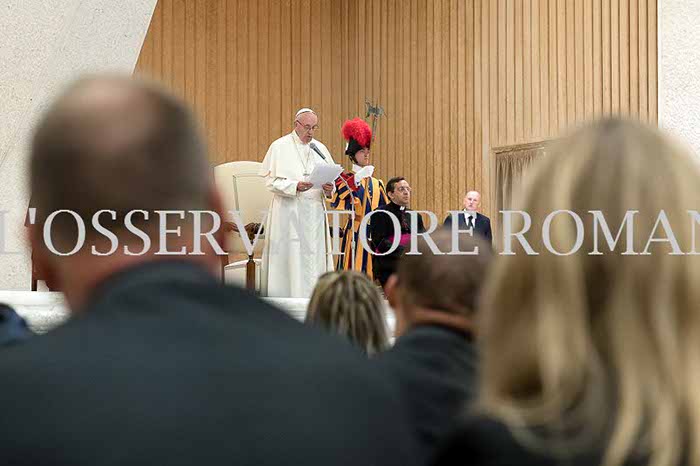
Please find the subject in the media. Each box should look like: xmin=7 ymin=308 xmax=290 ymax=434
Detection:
xmin=368 ymin=176 xmax=425 ymax=288
xmin=443 ymin=190 xmax=492 ymax=244
xmin=375 ymin=230 xmax=493 ymax=465
xmin=0 ymin=304 xmax=33 ymax=347
xmin=0 ymin=76 xmax=416 ymax=466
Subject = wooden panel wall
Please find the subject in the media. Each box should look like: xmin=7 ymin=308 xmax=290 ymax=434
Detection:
xmin=135 ymin=0 xmax=657 ymax=219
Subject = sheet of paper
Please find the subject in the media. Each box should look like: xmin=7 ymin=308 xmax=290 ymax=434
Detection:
xmin=308 ymin=164 xmax=344 ymax=186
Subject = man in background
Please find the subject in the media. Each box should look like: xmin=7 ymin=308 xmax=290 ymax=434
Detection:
xmin=368 ymin=176 xmax=425 ymax=288
xmin=443 ymin=190 xmax=492 ymax=244
xmin=0 ymin=75 xmax=416 ymax=466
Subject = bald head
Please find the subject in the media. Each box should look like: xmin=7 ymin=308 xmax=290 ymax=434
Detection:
xmin=30 ymin=75 xmax=210 ymax=245
xmin=463 ymin=190 xmax=481 ymax=212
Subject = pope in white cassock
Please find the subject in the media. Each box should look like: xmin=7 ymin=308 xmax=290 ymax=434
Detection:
xmin=259 ymin=108 xmax=336 ymax=298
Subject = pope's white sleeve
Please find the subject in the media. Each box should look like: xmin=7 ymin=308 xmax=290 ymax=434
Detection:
xmin=266 ymin=176 xmax=298 ymax=197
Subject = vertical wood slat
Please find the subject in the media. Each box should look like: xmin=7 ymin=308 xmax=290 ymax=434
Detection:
xmin=162 ymin=0 xmax=173 ymax=89
xmin=611 ymin=0 xmax=620 ymax=113
xmin=204 ymin=1 xmax=217 ymax=161
xmin=475 ymin=0 xmax=483 ymax=203
xmin=194 ymin=0 xmax=207 ymax=147
xmin=593 ymin=0 xmax=602 ymax=118
xmin=216 ymin=0 xmax=227 ymax=163
xmin=498 ymin=0 xmax=507 ymax=145
xmin=506 ymin=0 xmax=515 ymax=143
xmin=457 ymin=0 xmax=466 ymax=206
xmin=540 ymin=0 xmax=550 ymax=137
xmin=135 ymin=0 xmax=659 ymax=222
xmin=566 ymin=0 xmax=575 ymax=125
xmin=514 ymin=0 xmax=523 ymax=143
xmin=583 ymin=0 xmax=593 ymax=120
xmin=648 ymin=0 xmax=657 ymax=123
xmin=412 ymin=0 xmax=421 ymax=210
xmin=490 ymin=0 xmax=499 ymax=149
xmin=522 ymin=0 xmax=532 ymax=140
xmin=425 ymin=0 xmax=434 ymax=214
xmin=603 ymin=0 xmax=611 ymax=115
xmin=574 ymin=0 xmax=583 ymax=122
xmin=480 ymin=0 xmax=490 ymax=213
xmin=638 ymin=0 xmax=648 ymax=122
xmin=557 ymin=0 xmax=567 ymax=131
xmin=418 ymin=0 xmax=428 ymax=211
xmin=466 ymin=0 xmax=474 ymax=197
xmin=443 ymin=0 xmax=451 ymax=214
xmin=620 ymin=0 xmax=630 ymax=115
xmin=630 ymin=0 xmax=638 ymax=117
xmin=530 ymin=0 xmax=540 ymax=139
xmin=387 ymin=0 xmax=396 ymax=185
xmin=549 ymin=0 xmax=559 ymax=134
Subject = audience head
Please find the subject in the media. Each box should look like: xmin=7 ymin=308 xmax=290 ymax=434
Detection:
xmin=386 ymin=230 xmax=492 ymax=337
xmin=306 ymin=271 xmax=389 ymax=356
xmin=479 ymin=118 xmax=700 ymax=466
xmin=387 ymin=177 xmax=411 ymax=207
xmin=28 ymin=74 xmax=222 ymax=310
xmin=463 ymin=191 xmax=481 ymax=212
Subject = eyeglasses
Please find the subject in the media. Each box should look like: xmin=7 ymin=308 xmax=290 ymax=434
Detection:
xmin=295 ymin=120 xmax=319 ymax=132
xmin=396 ymin=187 xmax=412 ymax=193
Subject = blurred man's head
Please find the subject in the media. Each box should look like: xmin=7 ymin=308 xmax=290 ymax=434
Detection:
xmin=28 ymin=75 xmax=222 ymax=310
xmin=385 ymin=230 xmax=492 ymax=337
xmin=463 ymin=191 xmax=481 ymax=212
xmin=386 ymin=177 xmax=411 ymax=207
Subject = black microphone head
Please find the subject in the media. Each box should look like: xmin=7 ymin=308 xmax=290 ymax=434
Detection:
xmin=309 ymin=142 xmax=326 ymax=160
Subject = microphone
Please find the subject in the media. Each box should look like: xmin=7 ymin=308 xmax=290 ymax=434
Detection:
xmin=309 ymin=142 xmax=327 ymax=161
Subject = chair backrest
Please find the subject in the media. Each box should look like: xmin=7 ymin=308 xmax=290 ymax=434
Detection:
xmin=214 ymin=161 xmax=272 ymax=255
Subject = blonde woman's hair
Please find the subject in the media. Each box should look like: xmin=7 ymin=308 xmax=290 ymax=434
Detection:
xmin=479 ymin=118 xmax=700 ymax=466
xmin=305 ymin=271 xmax=389 ymax=356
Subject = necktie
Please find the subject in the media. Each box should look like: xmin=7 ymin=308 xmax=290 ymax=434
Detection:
xmin=467 ymin=215 xmax=474 ymax=229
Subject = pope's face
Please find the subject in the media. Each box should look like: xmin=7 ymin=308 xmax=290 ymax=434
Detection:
xmin=294 ymin=112 xmax=319 ymax=144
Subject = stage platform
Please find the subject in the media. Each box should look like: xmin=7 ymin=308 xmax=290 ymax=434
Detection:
xmin=0 ymin=291 xmax=396 ymax=335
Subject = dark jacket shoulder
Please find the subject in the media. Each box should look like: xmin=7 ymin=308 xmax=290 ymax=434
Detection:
xmin=433 ymin=415 xmax=655 ymax=466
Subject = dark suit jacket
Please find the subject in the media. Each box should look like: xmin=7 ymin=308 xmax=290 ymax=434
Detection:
xmin=374 ymin=325 xmax=477 ymax=465
xmin=443 ymin=211 xmax=492 ymax=243
xmin=433 ymin=415 xmax=664 ymax=466
xmin=0 ymin=305 xmax=32 ymax=347
xmin=0 ymin=261 xmax=417 ymax=466
xmin=369 ymin=202 xmax=426 ymax=285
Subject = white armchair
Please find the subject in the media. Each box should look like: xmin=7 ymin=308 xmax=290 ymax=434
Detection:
xmin=214 ymin=161 xmax=272 ymax=291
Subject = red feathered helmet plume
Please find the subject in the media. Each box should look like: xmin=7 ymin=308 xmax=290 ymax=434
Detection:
xmin=341 ymin=118 xmax=372 ymax=158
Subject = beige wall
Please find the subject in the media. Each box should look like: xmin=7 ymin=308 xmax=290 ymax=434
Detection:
xmin=658 ymin=0 xmax=700 ymax=155
xmin=0 ymin=0 xmax=157 ymax=290
xmin=136 ymin=0 xmax=658 ymax=219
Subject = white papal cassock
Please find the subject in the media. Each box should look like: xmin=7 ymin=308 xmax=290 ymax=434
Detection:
xmin=259 ymin=130 xmax=335 ymax=298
